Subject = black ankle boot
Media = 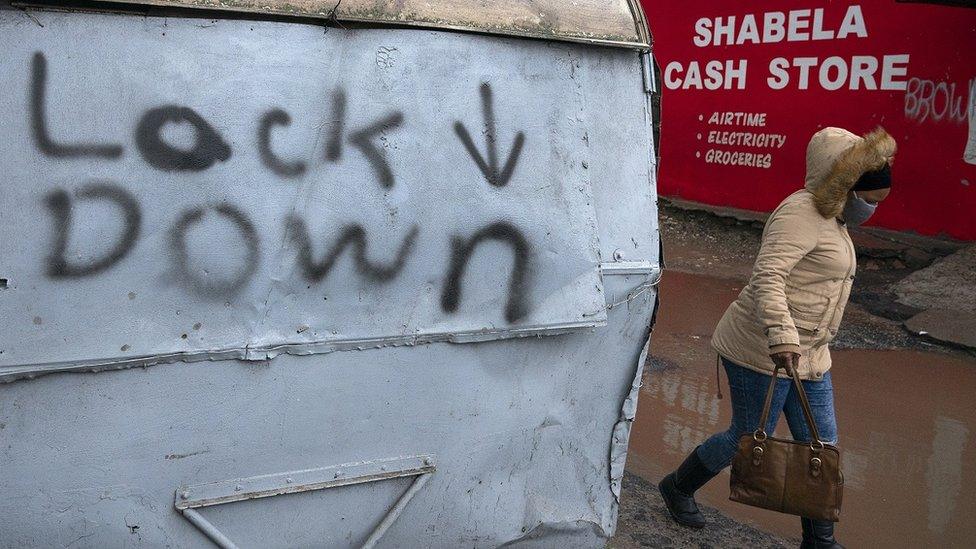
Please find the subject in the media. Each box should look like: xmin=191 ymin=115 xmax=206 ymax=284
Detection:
xmin=800 ymin=517 xmax=845 ymax=548
xmin=659 ymin=447 xmax=719 ymax=528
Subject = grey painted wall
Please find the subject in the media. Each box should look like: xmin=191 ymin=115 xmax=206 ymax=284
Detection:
xmin=0 ymin=5 xmax=659 ymax=547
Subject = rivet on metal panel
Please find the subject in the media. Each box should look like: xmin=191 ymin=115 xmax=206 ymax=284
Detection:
xmin=285 ymin=477 xmax=293 ymax=484
xmin=180 ymin=491 xmax=189 ymax=500
xmin=234 ymin=484 xmax=243 ymax=492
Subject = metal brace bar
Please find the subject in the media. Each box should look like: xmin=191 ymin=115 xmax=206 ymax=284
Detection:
xmin=182 ymin=508 xmax=240 ymax=549
xmin=600 ymin=260 xmax=661 ymax=278
xmin=175 ymin=455 xmax=436 ymax=548
xmin=361 ymin=472 xmax=433 ymax=549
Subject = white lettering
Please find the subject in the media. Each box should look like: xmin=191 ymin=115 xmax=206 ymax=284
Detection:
xmin=904 ymin=77 xmax=969 ymax=123
xmin=965 ymin=78 xmax=976 ymax=164
xmin=736 ymin=14 xmax=761 ymax=45
xmin=793 ymin=57 xmax=819 ymax=89
xmin=704 ymin=112 xmax=767 ymax=126
xmin=713 ymin=16 xmax=736 ymax=46
xmin=819 ymin=56 xmax=849 ymax=91
xmin=763 ymin=12 xmax=786 ymax=43
xmin=850 ymin=56 xmax=879 ymax=90
xmin=811 ymin=8 xmax=835 ymax=40
xmin=704 ymin=148 xmax=774 ymax=169
xmin=702 ymin=131 xmax=786 ymax=148
xmin=767 ymin=57 xmax=790 ymax=89
xmin=704 ymin=60 xmax=723 ymax=90
xmin=787 ymin=9 xmax=811 ymax=42
xmin=697 ymin=7 xmax=869 ymax=46
xmin=837 ymin=5 xmax=868 ymax=39
xmin=684 ymin=61 xmax=703 ymax=89
xmin=693 ymin=17 xmax=712 ymax=47
xmin=726 ymin=59 xmax=748 ymax=89
xmin=881 ymin=54 xmax=910 ymax=90
xmin=664 ymin=61 xmax=684 ymax=90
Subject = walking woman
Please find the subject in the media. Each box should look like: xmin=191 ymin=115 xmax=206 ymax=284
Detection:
xmin=659 ymin=127 xmax=896 ymax=549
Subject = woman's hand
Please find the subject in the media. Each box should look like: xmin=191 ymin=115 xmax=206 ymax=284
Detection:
xmin=770 ymin=351 xmax=800 ymax=371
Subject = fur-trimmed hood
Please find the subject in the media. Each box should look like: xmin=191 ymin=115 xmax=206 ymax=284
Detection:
xmin=804 ymin=127 xmax=897 ymax=218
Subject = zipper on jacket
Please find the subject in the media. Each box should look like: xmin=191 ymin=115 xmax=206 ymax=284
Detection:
xmin=825 ymin=225 xmax=857 ymax=332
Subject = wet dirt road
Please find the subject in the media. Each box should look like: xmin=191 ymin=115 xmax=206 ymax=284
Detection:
xmin=627 ymin=270 xmax=976 ymax=548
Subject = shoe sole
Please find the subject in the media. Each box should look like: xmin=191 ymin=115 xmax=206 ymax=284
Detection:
xmin=659 ymin=476 xmax=706 ymax=529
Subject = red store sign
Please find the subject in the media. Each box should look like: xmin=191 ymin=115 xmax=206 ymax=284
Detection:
xmin=642 ymin=1 xmax=976 ymax=240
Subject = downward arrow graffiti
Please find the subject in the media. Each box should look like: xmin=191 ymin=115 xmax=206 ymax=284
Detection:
xmin=454 ymin=83 xmax=526 ymax=187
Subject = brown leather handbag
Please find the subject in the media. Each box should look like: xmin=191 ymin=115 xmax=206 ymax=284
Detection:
xmin=729 ymin=361 xmax=844 ymax=521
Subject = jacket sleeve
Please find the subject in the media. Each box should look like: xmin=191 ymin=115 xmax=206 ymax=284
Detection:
xmin=750 ymin=200 xmax=820 ymax=354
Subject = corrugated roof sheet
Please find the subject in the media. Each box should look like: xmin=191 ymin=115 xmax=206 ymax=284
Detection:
xmin=97 ymin=0 xmax=651 ymax=49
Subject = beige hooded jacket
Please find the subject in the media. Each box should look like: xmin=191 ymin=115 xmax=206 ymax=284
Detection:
xmin=711 ymin=127 xmax=896 ymax=380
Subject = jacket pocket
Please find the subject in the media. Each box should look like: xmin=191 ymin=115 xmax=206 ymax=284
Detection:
xmin=786 ymin=284 xmax=831 ymax=333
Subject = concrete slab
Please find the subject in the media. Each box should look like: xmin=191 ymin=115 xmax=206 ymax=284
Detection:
xmin=893 ymin=245 xmax=976 ymax=314
xmin=859 ymin=226 xmax=967 ymax=257
xmin=904 ymin=309 xmax=976 ymax=349
xmin=663 ymin=197 xmax=965 ymax=258
xmin=662 ymin=197 xmax=768 ymax=223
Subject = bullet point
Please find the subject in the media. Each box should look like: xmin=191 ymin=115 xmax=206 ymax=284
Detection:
xmin=695 ymin=151 xmax=701 ymax=158
xmin=697 ymin=133 xmax=702 ymax=140
xmin=698 ymin=114 xmax=704 ymax=121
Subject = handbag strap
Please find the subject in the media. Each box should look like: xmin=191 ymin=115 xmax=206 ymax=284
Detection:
xmin=754 ymin=359 xmax=823 ymax=446
xmin=755 ymin=367 xmax=779 ymax=438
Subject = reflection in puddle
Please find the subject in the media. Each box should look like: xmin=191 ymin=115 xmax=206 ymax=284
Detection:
xmin=926 ymin=416 xmax=967 ymax=535
xmin=628 ymin=270 xmax=976 ymax=547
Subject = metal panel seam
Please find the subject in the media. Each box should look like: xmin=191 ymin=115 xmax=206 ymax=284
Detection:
xmin=0 ymin=319 xmax=608 ymax=383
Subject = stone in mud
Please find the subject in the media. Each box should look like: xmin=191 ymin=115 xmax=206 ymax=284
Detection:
xmin=893 ymin=244 xmax=976 ymax=314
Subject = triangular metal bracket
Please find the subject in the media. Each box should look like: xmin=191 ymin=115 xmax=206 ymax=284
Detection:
xmin=174 ymin=454 xmax=436 ymax=548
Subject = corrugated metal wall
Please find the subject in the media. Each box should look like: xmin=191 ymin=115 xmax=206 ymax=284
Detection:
xmin=0 ymin=5 xmax=659 ymax=547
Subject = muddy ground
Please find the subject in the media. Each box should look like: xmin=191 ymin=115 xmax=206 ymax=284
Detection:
xmin=655 ymin=199 xmax=972 ymax=354
xmin=612 ymin=472 xmax=795 ymax=549
xmin=610 ymin=200 xmax=975 ymax=548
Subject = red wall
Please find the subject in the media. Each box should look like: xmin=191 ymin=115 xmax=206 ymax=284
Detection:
xmin=641 ymin=1 xmax=976 ymax=240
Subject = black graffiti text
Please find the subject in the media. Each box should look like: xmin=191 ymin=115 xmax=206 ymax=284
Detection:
xmin=44 ymin=182 xmax=140 ymax=277
xmin=441 ymin=222 xmax=530 ymax=323
xmin=29 ymin=52 xmax=536 ymax=322
xmin=287 ymin=215 xmax=418 ymax=283
xmin=30 ymin=52 xmax=124 ymax=158
xmin=41 ymin=188 xmax=531 ymax=322
xmin=454 ymin=83 xmax=526 ymax=187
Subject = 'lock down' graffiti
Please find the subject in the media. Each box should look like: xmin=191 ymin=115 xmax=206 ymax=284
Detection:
xmin=2 ymin=24 xmax=607 ymax=370
xmin=30 ymin=52 xmax=534 ymax=323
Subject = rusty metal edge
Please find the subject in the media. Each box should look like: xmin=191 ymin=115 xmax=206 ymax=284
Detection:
xmin=17 ymin=0 xmax=651 ymax=50
xmin=625 ymin=0 xmax=652 ymax=48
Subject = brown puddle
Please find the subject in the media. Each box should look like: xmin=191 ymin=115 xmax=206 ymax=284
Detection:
xmin=628 ymin=270 xmax=976 ymax=547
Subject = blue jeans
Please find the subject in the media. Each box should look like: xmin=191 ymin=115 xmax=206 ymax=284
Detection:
xmin=696 ymin=357 xmax=838 ymax=473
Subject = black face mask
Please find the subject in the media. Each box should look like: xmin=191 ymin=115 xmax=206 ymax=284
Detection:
xmin=852 ymin=163 xmax=891 ymax=192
